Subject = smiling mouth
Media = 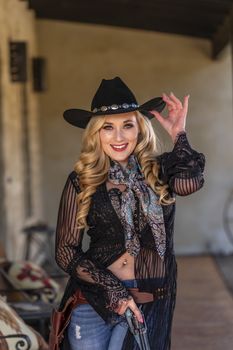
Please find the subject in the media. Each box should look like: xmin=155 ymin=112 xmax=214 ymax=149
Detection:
xmin=110 ymin=143 xmax=128 ymax=151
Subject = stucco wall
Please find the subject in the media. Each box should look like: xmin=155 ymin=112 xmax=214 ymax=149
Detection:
xmin=0 ymin=0 xmax=42 ymax=258
xmin=37 ymin=20 xmax=233 ymax=254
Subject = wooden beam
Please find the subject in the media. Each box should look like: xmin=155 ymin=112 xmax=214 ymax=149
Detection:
xmin=29 ymin=0 xmax=233 ymax=46
xmin=212 ymin=6 xmax=233 ymax=59
xmin=31 ymin=0 xmax=231 ymax=18
xmin=33 ymin=12 xmax=213 ymax=39
xmin=32 ymin=1 xmax=216 ymax=38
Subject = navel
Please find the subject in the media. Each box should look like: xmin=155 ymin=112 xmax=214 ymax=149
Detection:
xmin=122 ymin=258 xmax=128 ymax=266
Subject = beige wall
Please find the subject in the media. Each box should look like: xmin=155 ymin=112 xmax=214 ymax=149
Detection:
xmin=0 ymin=0 xmax=42 ymax=258
xmin=36 ymin=20 xmax=233 ymax=255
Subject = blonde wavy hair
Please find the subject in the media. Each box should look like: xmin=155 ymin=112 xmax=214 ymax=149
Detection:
xmin=74 ymin=111 xmax=175 ymax=229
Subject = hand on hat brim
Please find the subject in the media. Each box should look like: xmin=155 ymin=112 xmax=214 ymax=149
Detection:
xmin=149 ymin=92 xmax=189 ymax=142
xmin=139 ymin=97 xmax=166 ymax=119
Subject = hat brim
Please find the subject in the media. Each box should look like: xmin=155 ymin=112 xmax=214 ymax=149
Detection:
xmin=63 ymin=97 xmax=166 ymax=128
xmin=139 ymin=97 xmax=166 ymax=120
xmin=63 ymin=109 xmax=93 ymax=129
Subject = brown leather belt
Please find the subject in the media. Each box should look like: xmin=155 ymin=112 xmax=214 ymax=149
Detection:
xmin=74 ymin=287 xmax=169 ymax=305
xmin=73 ymin=288 xmax=88 ymax=304
xmin=129 ymin=287 xmax=168 ymax=303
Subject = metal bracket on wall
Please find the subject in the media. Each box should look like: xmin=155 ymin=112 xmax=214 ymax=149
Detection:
xmin=9 ymin=41 xmax=27 ymax=83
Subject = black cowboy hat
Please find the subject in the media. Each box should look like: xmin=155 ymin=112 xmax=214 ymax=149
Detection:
xmin=63 ymin=77 xmax=166 ymax=128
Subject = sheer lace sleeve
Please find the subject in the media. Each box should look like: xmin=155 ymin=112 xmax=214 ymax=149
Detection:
xmin=55 ymin=171 xmax=129 ymax=311
xmin=157 ymin=132 xmax=205 ymax=196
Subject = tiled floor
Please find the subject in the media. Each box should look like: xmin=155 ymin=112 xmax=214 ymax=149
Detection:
xmin=172 ymin=255 xmax=233 ymax=350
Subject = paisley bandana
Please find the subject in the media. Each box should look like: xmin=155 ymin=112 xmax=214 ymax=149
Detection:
xmin=108 ymin=154 xmax=166 ymax=260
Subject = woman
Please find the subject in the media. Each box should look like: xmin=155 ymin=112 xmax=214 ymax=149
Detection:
xmin=54 ymin=77 xmax=205 ymax=350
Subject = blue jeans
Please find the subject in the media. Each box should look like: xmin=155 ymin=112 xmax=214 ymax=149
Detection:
xmin=67 ymin=279 xmax=137 ymax=350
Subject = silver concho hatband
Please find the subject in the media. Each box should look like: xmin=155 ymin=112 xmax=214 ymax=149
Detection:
xmin=92 ymin=103 xmax=139 ymax=113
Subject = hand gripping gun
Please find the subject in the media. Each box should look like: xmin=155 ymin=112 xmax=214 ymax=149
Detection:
xmin=124 ymin=308 xmax=151 ymax=350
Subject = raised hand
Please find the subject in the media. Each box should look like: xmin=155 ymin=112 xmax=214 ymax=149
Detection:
xmin=149 ymin=92 xmax=189 ymax=143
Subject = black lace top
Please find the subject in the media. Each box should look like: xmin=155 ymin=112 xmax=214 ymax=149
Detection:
xmin=55 ymin=132 xmax=205 ymax=349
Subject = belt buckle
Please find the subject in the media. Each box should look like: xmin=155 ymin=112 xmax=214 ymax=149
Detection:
xmin=153 ymin=287 xmax=166 ymax=300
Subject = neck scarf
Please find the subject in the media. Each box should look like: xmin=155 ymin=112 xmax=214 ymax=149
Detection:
xmin=108 ymin=154 xmax=166 ymax=260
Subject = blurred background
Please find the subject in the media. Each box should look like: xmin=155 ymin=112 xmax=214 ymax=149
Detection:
xmin=0 ymin=0 xmax=233 ymax=349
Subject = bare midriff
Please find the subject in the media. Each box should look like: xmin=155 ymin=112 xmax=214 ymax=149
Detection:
xmin=107 ymin=251 xmax=135 ymax=280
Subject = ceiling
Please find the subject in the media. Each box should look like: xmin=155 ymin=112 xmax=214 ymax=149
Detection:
xmin=24 ymin=0 xmax=233 ymax=59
